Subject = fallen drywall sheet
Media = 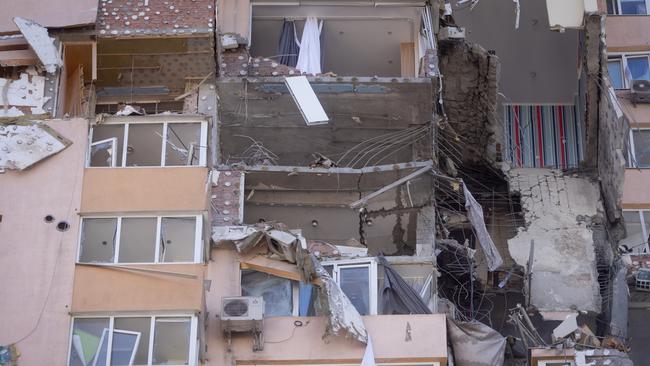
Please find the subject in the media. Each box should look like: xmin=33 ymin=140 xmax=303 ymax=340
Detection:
xmin=13 ymin=17 xmax=62 ymax=74
xmin=507 ymin=168 xmax=602 ymax=312
xmin=0 ymin=72 xmax=50 ymax=114
xmin=0 ymin=121 xmax=72 ymax=170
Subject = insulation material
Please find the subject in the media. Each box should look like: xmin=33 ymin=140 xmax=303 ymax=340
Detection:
xmin=13 ymin=17 xmax=62 ymax=74
xmin=0 ymin=72 xmax=50 ymax=114
xmin=0 ymin=121 xmax=72 ymax=170
xmin=447 ymin=319 xmax=506 ymax=366
xmin=462 ymin=183 xmax=503 ymax=271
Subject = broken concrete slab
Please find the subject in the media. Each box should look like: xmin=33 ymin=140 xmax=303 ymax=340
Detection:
xmin=507 ymin=168 xmax=602 ymax=313
xmin=13 ymin=17 xmax=62 ymax=74
xmin=0 ymin=121 xmax=72 ymax=170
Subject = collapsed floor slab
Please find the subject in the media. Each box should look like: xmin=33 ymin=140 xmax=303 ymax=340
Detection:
xmin=507 ymin=168 xmax=602 ymax=313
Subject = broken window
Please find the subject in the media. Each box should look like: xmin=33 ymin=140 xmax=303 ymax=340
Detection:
xmin=68 ymin=316 xmax=196 ymax=366
xmin=79 ymin=218 xmax=117 ymax=263
xmin=126 ymin=124 xmax=163 ymax=166
xmin=90 ymin=125 xmax=124 ymax=167
xmin=629 ymin=129 xmax=650 ymax=168
xmin=165 ymin=123 xmax=202 ymax=166
xmin=321 ymin=258 xmax=378 ymax=315
xmin=241 ymin=270 xmax=294 ymax=316
xmin=78 ymin=216 xmax=202 ymax=264
xmin=88 ymin=120 xmax=207 ymax=168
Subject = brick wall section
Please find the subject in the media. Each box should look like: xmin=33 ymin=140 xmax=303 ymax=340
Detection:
xmin=97 ymin=0 xmax=215 ymax=37
xmin=211 ymin=170 xmax=243 ymax=226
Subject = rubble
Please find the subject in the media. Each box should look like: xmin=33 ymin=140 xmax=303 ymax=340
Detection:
xmin=0 ymin=121 xmax=71 ymax=170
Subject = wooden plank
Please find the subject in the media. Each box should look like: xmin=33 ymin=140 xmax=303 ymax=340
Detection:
xmin=240 ymin=255 xmax=321 ymax=284
xmin=400 ymin=42 xmax=415 ymax=77
xmin=0 ymin=38 xmax=28 ymax=51
xmin=0 ymin=49 xmax=38 ymax=66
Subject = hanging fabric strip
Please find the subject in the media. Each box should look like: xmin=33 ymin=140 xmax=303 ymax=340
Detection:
xmin=296 ymin=17 xmax=323 ymax=75
xmin=278 ymin=20 xmax=300 ymax=67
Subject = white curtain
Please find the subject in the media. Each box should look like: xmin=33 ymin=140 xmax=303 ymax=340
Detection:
xmin=296 ymin=17 xmax=323 ymax=75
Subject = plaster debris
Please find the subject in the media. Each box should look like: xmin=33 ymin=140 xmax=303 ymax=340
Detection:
xmin=508 ymin=168 xmax=602 ymax=312
xmin=12 ymin=17 xmax=62 ymax=74
xmin=0 ymin=121 xmax=72 ymax=170
xmin=463 ymin=182 xmax=503 ymax=271
xmin=0 ymin=107 xmax=24 ymax=117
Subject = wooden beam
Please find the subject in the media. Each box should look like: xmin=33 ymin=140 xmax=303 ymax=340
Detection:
xmin=0 ymin=49 xmax=38 ymax=66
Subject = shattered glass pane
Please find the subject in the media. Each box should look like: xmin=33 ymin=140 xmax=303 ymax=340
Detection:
xmin=159 ymin=217 xmax=196 ymax=262
xmin=165 ymin=123 xmax=201 ymax=166
xmin=118 ymin=217 xmax=157 ymax=263
xmin=633 ymin=130 xmax=650 ymax=168
xmin=91 ymin=125 xmax=124 ymax=166
xmin=152 ymin=318 xmax=190 ymax=365
xmin=113 ymin=317 xmax=150 ymax=366
xmin=339 ymin=266 xmax=370 ymax=315
xmin=69 ymin=318 xmax=110 ymax=366
xmin=90 ymin=139 xmax=116 ymax=167
xmin=241 ymin=270 xmax=293 ymax=316
xmin=80 ymin=218 xmax=117 ymax=263
xmin=126 ymin=124 xmax=163 ymax=167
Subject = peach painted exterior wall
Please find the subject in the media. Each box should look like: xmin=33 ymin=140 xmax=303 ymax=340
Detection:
xmin=72 ymin=264 xmax=206 ymax=313
xmin=80 ymin=167 xmax=209 ymax=214
xmin=622 ymin=170 xmax=650 ymax=208
xmin=606 ymin=16 xmax=650 ymax=52
xmin=0 ymin=119 xmax=88 ymax=365
xmin=204 ymin=247 xmax=448 ymax=365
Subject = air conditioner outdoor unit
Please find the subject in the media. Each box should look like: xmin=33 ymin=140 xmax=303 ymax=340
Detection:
xmin=221 ymin=296 xmax=264 ymax=332
xmin=632 ymin=79 xmax=650 ymax=104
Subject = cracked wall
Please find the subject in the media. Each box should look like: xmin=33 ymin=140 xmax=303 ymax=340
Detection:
xmin=438 ymin=40 xmax=500 ymax=164
xmin=507 ymin=168 xmax=602 ymax=313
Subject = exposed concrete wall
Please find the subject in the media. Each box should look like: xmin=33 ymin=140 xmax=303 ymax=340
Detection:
xmin=438 ymin=41 xmax=499 ymax=163
xmin=81 ymin=167 xmax=209 ymax=213
xmin=0 ymin=118 xmax=87 ymax=365
xmin=204 ymin=246 xmax=448 ymax=365
xmin=452 ymin=0 xmax=579 ymax=104
xmin=507 ymin=168 xmax=602 ymax=312
xmin=72 ymin=264 xmax=206 ymax=313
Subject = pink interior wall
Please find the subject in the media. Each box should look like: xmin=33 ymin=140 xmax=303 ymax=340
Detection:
xmin=0 ymin=119 xmax=87 ymax=365
xmin=205 ymin=246 xmax=447 ymax=365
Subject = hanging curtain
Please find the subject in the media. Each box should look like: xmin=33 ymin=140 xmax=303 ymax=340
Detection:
xmin=296 ymin=17 xmax=323 ymax=75
xmin=278 ymin=19 xmax=300 ymax=67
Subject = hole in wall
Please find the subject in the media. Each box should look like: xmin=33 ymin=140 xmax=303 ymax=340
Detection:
xmin=44 ymin=215 xmax=55 ymax=223
xmin=57 ymin=221 xmax=70 ymax=232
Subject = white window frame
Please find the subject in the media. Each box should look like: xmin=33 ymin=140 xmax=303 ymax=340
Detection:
xmin=321 ymin=258 xmax=378 ymax=316
xmin=89 ymin=137 xmax=118 ymax=167
xmin=67 ymin=314 xmax=198 ymax=366
xmin=610 ymin=0 xmax=650 ymax=15
xmin=77 ymin=214 xmax=204 ymax=264
xmin=608 ymin=52 xmax=650 ymax=89
xmin=239 ymin=270 xmax=301 ymax=317
xmin=627 ymin=128 xmax=650 ymax=168
xmin=623 ymin=209 xmax=650 ymax=253
xmin=87 ymin=119 xmax=208 ymax=168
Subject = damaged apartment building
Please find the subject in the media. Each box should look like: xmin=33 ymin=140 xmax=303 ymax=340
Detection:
xmin=0 ymin=0 xmax=638 ymax=365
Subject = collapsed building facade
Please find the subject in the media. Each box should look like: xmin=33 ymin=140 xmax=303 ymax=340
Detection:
xmin=0 ymin=0 xmax=636 ymax=365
